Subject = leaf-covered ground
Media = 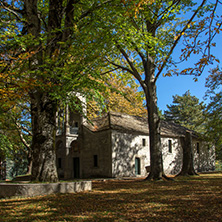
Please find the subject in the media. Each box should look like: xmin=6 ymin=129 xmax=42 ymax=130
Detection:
xmin=0 ymin=173 xmax=221 ymax=221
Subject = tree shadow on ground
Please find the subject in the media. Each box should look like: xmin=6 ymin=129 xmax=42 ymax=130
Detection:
xmin=0 ymin=174 xmax=221 ymax=222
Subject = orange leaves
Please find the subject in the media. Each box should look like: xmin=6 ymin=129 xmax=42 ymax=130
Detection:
xmin=18 ymin=51 xmax=37 ymax=61
xmin=122 ymin=0 xmax=154 ymax=5
xmin=174 ymin=32 xmax=185 ymax=41
xmin=0 ymin=70 xmax=40 ymax=111
xmin=214 ymin=26 xmax=221 ymax=34
xmin=198 ymin=57 xmax=209 ymax=65
xmin=0 ymin=173 xmax=222 ymax=221
xmin=52 ymin=49 xmax=61 ymax=61
xmin=163 ymin=72 xmax=172 ymax=77
xmin=134 ymin=0 xmax=155 ymax=16
xmin=0 ymin=49 xmax=41 ymax=109
xmin=122 ymin=0 xmax=154 ymax=18
xmin=87 ymin=72 xmax=147 ymax=119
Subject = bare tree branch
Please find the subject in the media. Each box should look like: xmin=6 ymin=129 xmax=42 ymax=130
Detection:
xmin=105 ymin=57 xmax=135 ymax=76
xmin=0 ymin=2 xmax=23 ymax=21
xmin=115 ymin=44 xmax=144 ymax=85
xmin=100 ymin=68 xmax=121 ymax=75
xmin=14 ymin=121 xmax=31 ymax=150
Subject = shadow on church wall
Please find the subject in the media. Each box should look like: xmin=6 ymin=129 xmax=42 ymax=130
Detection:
xmin=112 ymin=131 xmax=149 ymax=177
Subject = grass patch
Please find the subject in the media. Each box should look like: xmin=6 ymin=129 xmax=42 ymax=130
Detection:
xmin=0 ymin=173 xmax=221 ymax=221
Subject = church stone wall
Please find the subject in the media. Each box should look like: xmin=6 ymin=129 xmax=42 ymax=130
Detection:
xmin=111 ymin=130 xmax=149 ymax=178
xmin=81 ymin=128 xmax=112 ymax=178
xmin=162 ymin=137 xmax=183 ymax=175
xmin=162 ymin=136 xmax=215 ymax=175
xmin=193 ymin=139 xmax=215 ymax=172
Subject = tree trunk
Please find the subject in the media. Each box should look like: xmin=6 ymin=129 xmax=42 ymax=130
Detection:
xmin=30 ymin=92 xmax=58 ymax=182
xmin=177 ymin=131 xmax=197 ymax=176
xmin=145 ymin=81 xmax=164 ymax=180
xmin=24 ymin=0 xmax=62 ymax=182
xmin=24 ymin=0 xmax=76 ymax=182
xmin=26 ymin=151 xmax=33 ymax=175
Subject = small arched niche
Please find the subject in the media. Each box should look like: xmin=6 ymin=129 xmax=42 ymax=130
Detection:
xmin=70 ymin=140 xmax=80 ymax=153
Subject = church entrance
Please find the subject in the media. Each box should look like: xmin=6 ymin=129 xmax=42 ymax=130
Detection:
xmin=73 ymin=157 xmax=80 ymax=178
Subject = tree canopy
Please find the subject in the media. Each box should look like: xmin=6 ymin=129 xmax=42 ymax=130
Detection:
xmin=0 ymin=103 xmax=31 ymax=178
xmin=0 ymin=0 xmax=106 ymax=106
xmin=0 ymin=0 xmax=112 ymax=182
xmin=0 ymin=0 xmax=221 ymax=181
xmin=164 ymin=91 xmax=206 ymax=133
xmin=205 ymin=66 xmax=222 ymax=159
xmin=87 ymin=0 xmax=222 ymax=179
xmin=87 ymin=71 xmax=147 ymax=119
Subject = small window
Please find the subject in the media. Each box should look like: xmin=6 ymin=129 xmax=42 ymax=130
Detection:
xmin=70 ymin=122 xmax=79 ymax=134
xmin=135 ymin=158 xmax=141 ymax=175
xmin=93 ymin=155 xmax=98 ymax=167
xmin=168 ymin=140 xmax=172 ymax=153
xmin=142 ymin=138 xmax=146 ymax=146
xmin=71 ymin=140 xmax=79 ymax=152
xmin=58 ymin=158 xmax=62 ymax=169
xmin=197 ymin=142 xmax=200 ymax=154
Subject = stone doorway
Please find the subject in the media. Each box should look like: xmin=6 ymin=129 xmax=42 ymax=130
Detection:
xmin=73 ymin=157 xmax=80 ymax=179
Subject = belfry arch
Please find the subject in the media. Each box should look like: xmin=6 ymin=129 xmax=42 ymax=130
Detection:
xmin=55 ymin=93 xmax=86 ymax=179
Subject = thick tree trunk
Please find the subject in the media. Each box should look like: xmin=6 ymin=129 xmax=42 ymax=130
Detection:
xmin=24 ymin=0 xmax=75 ymax=182
xmin=145 ymin=82 xmax=164 ymax=180
xmin=24 ymin=0 xmax=63 ymax=182
xmin=177 ymin=131 xmax=197 ymax=176
xmin=30 ymin=92 xmax=58 ymax=182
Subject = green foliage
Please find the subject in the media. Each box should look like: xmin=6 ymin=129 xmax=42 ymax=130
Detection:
xmin=1 ymin=0 xmax=221 ymax=180
xmin=215 ymin=160 xmax=222 ymax=171
xmin=0 ymin=0 xmax=108 ymax=110
xmin=81 ymin=0 xmax=221 ymax=179
xmin=85 ymin=0 xmax=221 ymax=80
xmin=204 ymin=67 xmax=222 ymax=159
xmin=164 ymin=91 xmax=206 ymax=133
xmin=0 ymin=134 xmax=13 ymax=159
xmin=0 ymin=103 xmax=31 ymax=178
xmin=5 ymin=154 xmax=28 ymax=180
xmin=1 ymin=0 xmax=119 ymax=181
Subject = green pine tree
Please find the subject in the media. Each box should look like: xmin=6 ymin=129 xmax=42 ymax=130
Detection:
xmin=164 ymin=91 xmax=206 ymax=134
xmin=205 ymin=67 xmax=222 ymax=159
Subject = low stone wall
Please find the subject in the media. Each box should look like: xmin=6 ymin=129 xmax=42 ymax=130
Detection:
xmin=0 ymin=181 xmax=92 ymax=198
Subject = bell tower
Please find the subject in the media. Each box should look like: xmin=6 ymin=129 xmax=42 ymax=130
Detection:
xmin=55 ymin=93 xmax=86 ymax=179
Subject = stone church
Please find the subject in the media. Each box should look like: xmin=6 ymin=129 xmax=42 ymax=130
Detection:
xmin=55 ymin=94 xmax=215 ymax=179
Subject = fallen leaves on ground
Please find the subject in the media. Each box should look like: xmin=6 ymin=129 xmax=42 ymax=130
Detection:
xmin=0 ymin=173 xmax=222 ymax=221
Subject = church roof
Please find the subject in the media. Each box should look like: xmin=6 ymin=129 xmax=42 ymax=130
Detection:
xmin=85 ymin=111 xmax=197 ymax=138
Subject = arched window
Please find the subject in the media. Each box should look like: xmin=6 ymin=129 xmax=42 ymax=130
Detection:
xmin=70 ymin=140 xmax=79 ymax=153
xmin=69 ymin=100 xmax=81 ymax=134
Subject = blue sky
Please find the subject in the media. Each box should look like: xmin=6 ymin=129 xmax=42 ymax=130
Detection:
xmin=156 ymin=5 xmax=222 ymax=112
